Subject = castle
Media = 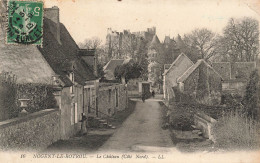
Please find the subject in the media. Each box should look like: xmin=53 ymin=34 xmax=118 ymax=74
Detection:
xmin=105 ymin=27 xmax=181 ymax=91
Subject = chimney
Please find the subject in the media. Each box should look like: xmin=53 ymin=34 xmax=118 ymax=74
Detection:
xmin=44 ymin=6 xmax=61 ymax=44
xmin=78 ymin=49 xmax=98 ymax=77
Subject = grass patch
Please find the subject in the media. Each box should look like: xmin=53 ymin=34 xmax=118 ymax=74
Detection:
xmin=212 ymin=110 xmax=260 ymax=150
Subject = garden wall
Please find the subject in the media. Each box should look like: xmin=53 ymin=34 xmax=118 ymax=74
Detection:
xmin=0 ymin=109 xmax=60 ymax=151
xmin=98 ymin=84 xmax=127 ymax=117
xmin=194 ymin=112 xmax=216 ymax=142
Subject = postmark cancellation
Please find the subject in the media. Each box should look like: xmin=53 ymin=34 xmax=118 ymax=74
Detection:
xmin=6 ymin=0 xmax=43 ymax=45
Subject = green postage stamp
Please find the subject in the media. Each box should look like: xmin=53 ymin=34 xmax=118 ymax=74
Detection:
xmin=7 ymin=0 xmax=43 ymax=45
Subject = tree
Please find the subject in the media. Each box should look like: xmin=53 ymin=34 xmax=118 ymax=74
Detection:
xmin=196 ymin=63 xmax=210 ymax=100
xmin=218 ymin=17 xmax=259 ymax=62
xmin=136 ymin=38 xmax=149 ymax=80
xmin=78 ymin=37 xmax=102 ymax=49
xmin=97 ymin=63 xmax=105 ymax=79
xmin=121 ymin=34 xmax=139 ymax=59
xmin=183 ymin=28 xmax=217 ymax=61
xmin=114 ymin=62 xmax=142 ymax=83
xmin=163 ymin=38 xmax=180 ymax=64
xmin=106 ymin=32 xmax=121 ymax=59
xmin=242 ymin=70 xmax=259 ymax=118
xmin=176 ymin=34 xmax=199 ymax=62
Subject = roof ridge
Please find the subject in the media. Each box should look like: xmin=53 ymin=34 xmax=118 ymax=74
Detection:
xmin=177 ymin=59 xmax=223 ymax=83
xmin=163 ymin=53 xmax=194 ymax=75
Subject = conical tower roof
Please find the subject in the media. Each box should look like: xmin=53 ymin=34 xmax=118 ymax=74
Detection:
xmin=164 ymin=36 xmax=171 ymax=44
xmin=149 ymin=35 xmax=160 ymax=48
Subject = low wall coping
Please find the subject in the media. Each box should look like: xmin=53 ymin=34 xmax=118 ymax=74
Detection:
xmin=99 ymin=84 xmax=124 ymax=91
xmin=195 ymin=112 xmax=217 ymax=123
xmin=0 ymin=108 xmax=59 ymax=129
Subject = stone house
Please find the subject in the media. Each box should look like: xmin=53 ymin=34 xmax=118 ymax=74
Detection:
xmin=98 ymin=83 xmax=128 ymax=117
xmin=162 ymin=53 xmax=194 ymax=104
xmin=176 ymin=59 xmax=223 ymax=104
xmin=39 ymin=7 xmax=99 ymax=139
xmin=212 ymin=62 xmax=256 ymax=96
xmin=0 ymin=6 xmax=99 ymax=139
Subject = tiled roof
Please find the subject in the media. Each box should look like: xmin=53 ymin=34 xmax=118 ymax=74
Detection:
xmin=38 ymin=18 xmax=96 ymax=86
xmin=164 ymin=64 xmax=171 ymax=70
xmin=211 ymin=62 xmax=231 ymax=80
xmin=103 ymin=59 xmax=125 ymax=71
xmin=163 ymin=53 xmax=194 ymax=75
xmin=0 ymin=22 xmax=55 ymax=84
xmin=212 ymin=62 xmax=256 ymax=80
xmin=232 ymin=62 xmax=256 ymax=79
xmin=177 ymin=59 xmax=222 ymax=83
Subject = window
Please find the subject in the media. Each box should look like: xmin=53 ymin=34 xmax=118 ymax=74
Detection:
xmin=91 ymin=88 xmax=95 ymax=107
xmin=115 ymin=88 xmax=119 ymax=107
xmin=108 ymin=89 xmax=111 ymax=103
xmin=89 ymin=88 xmax=92 ymax=105
xmin=74 ymin=103 xmax=78 ymax=123
xmin=71 ymin=103 xmax=75 ymax=125
xmin=87 ymin=88 xmax=91 ymax=113
xmin=222 ymin=83 xmax=229 ymax=90
xmin=71 ymin=103 xmax=78 ymax=125
xmin=69 ymin=72 xmax=75 ymax=94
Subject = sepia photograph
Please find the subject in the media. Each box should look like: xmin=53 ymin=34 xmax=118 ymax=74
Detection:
xmin=0 ymin=0 xmax=259 ymax=162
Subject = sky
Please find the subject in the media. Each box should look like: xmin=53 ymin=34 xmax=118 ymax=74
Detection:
xmin=44 ymin=0 xmax=260 ymax=45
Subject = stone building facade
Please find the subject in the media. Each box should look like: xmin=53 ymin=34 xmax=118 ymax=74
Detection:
xmin=163 ymin=53 xmax=194 ymax=103
xmin=98 ymin=83 xmax=128 ymax=117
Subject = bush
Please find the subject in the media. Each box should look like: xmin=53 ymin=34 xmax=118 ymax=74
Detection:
xmin=212 ymin=110 xmax=260 ymax=150
xmin=16 ymin=83 xmax=58 ymax=113
xmin=114 ymin=62 xmax=142 ymax=83
xmin=242 ymin=70 xmax=259 ymax=118
xmin=0 ymin=72 xmax=18 ymax=120
xmin=169 ymin=106 xmax=194 ymax=131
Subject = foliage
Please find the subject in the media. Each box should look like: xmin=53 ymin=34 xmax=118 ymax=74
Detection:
xmin=216 ymin=17 xmax=259 ymax=62
xmin=176 ymin=34 xmax=200 ymax=63
xmin=136 ymin=39 xmax=149 ymax=80
xmin=0 ymin=71 xmax=59 ymax=120
xmin=16 ymin=83 xmax=58 ymax=113
xmin=242 ymin=70 xmax=259 ymax=118
xmin=212 ymin=110 xmax=260 ymax=150
xmin=78 ymin=37 xmax=109 ymax=65
xmin=196 ymin=91 xmax=221 ymax=106
xmin=0 ymin=72 xmax=18 ymax=120
xmin=169 ymin=107 xmax=194 ymax=131
xmin=196 ymin=64 xmax=210 ymax=100
xmin=97 ymin=63 xmax=105 ymax=79
xmin=121 ymin=34 xmax=139 ymax=59
xmin=183 ymin=28 xmax=217 ymax=60
xmin=162 ymin=38 xmax=180 ymax=64
xmin=78 ymin=37 xmax=102 ymax=49
xmin=114 ymin=62 xmax=142 ymax=83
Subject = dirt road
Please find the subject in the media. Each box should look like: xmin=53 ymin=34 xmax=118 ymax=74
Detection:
xmin=99 ymin=98 xmax=173 ymax=152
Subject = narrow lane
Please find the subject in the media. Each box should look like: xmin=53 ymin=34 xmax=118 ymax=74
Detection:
xmin=99 ymin=98 xmax=173 ymax=152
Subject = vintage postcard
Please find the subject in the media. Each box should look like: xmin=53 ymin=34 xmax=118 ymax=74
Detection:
xmin=0 ymin=0 xmax=260 ymax=162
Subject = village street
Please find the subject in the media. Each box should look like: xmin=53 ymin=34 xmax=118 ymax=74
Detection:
xmin=99 ymin=96 xmax=174 ymax=152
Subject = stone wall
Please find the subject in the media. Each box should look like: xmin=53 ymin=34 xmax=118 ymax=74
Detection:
xmin=164 ymin=54 xmax=193 ymax=103
xmin=0 ymin=109 xmax=60 ymax=151
xmin=194 ymin=112 xmax=216 ymax=142
xmin=98 ymin=84 xmax=127 ymax=117
xmin=59 ymin=86 xmax=83 ymax=140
